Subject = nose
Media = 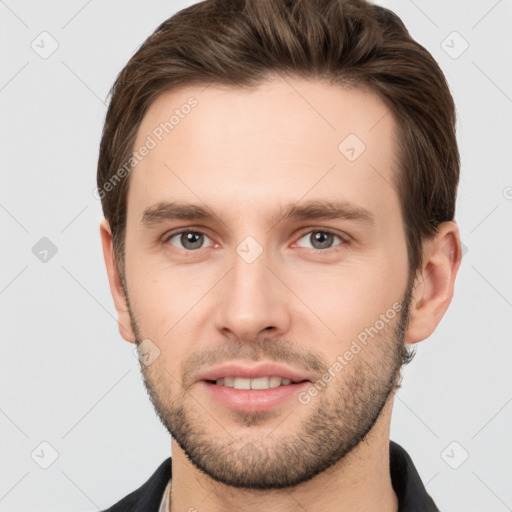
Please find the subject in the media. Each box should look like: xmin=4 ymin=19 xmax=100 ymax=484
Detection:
xmin=213 ymin=246 xmax=292 ymax=342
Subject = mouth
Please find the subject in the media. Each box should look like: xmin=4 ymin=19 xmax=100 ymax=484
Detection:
xmin=206 ymin=376 xmax=309 ymax=390
xmin=197 ymin=363 xmax=313 ymax=413
xmin=197 ymin=362 xmax=313 ymax=412
xmin=197 ymin=361 xmax=313 ymax=385
xmin=201 ymin=378 xmax=311 ymax=413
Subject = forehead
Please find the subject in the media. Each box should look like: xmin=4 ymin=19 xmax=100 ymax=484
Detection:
xmin=127 ymin=75 xmax=400 ymax=230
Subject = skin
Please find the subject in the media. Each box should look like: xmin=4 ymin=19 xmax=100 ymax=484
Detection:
xmin=100 ymin=75 xmax=461 ymax=512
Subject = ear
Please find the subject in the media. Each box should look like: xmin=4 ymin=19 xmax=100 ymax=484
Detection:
xmin=405 ymin=221 xmax=462 ymax=344
xmin=99 ymin=218 xmax=136 ymax=344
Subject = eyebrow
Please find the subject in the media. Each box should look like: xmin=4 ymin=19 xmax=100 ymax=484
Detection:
xmin=140 ymin=199 xmax=375 ymax=228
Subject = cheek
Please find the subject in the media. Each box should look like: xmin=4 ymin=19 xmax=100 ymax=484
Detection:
xmin=131 ymin=277 xmax=183 ymax=333
xmin=125 ymin=255 xmax=217 ymax=348
xmin=124 ymin=253 xmax=173 ymax=335
xmin=285 ymin=254 xmax=405 ymax=343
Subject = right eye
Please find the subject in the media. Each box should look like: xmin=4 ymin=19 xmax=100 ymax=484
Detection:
xmin=165 ymin=230 xmax=215 ymax=251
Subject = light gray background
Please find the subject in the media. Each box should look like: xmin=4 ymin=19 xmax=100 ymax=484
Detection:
xmin=1 ymin=1 xmax=511 ymax=511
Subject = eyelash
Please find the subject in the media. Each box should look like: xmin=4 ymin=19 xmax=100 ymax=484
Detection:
xmin=163 ymin=228 xmax=349 ymax=253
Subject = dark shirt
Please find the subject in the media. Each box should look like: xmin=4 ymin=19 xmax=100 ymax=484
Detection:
xmin=102 ymin=440 xmax=440 ymax=511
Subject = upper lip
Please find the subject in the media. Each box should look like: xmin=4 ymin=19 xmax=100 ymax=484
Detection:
xmin=197 ymin=362 xmax=312 ymax=383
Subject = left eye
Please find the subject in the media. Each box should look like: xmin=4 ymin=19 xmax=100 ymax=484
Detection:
xmin=166 ymin=231 xmax=214 ymax=251
xmin=295 ymin=230 xmax=343 ymax=250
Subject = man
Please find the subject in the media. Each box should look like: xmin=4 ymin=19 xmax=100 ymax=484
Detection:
xmin=97 ymin=0 xmax=462 ymax=510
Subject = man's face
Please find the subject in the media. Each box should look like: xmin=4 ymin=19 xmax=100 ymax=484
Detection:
xmin=121 ymin=76 xmax=413 ymax=489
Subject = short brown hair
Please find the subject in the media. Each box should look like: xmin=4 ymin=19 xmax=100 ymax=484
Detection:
xmin=97 ymin=0 xmax=459 ymax=281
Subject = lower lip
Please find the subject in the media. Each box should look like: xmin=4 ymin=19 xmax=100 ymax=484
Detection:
xmin=200 ymin=380 xmax=311 ymax=413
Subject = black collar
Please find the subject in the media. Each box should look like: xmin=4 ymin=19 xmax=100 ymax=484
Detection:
xmin=390 ymin=440 xmax=440 ymax=511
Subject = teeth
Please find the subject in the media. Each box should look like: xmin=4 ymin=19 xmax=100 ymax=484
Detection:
xmin=234 ymin=377 xmax=251 ymax=390
xmin=214 ymin=376 xmax=297 ymax=390
xmin=269 ymin=376 xmax=282 ymax=388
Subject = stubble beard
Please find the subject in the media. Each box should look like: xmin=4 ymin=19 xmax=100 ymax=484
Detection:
xmin=127 ymin=282 xmax=414 ymax=490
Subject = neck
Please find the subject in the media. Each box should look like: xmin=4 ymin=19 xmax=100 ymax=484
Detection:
xmin=169 ymin=397 xmax=398 ymax=512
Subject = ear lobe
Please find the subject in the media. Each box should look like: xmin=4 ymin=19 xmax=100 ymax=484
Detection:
xmin=99 ymin=218 xmax=136 ymax=344
xmin=405 ymin=221 xmax=462 ymax=345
